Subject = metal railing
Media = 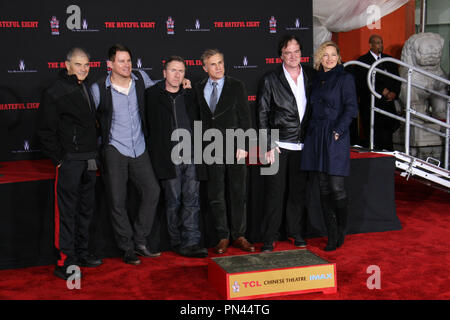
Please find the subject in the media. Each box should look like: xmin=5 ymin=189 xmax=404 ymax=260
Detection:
xmin=344 ymin=57 xmax=450 ymax=170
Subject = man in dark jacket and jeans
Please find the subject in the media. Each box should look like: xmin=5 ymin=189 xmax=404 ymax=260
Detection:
xmin=145 ymin=56 xmax=207 ymax=258
xmin=38 ymin=47 xmax=102 ymax=280
xmin=257 ymin=35 xmax=316 ymax=252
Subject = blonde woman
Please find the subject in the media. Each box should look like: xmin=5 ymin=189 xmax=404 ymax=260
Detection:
xmin=300 ymin=41 xmax=358 ymax=251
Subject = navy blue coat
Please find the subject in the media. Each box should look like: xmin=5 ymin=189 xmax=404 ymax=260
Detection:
xmin=301 ymin=64 xmax=358 ymax=176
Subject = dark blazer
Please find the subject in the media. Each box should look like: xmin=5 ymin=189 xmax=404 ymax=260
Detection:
xmin=257 ymin=64 xmax=316 ymax=150
xmin=194 ymin=76 xmax=251 ymax=151
xmin=145 ymin=82 xmax=206 ymax=180
xmin=301 ymin=64 xmax=358 ymax=176
xmin=355 ymin=51 xmax=400 ymax=130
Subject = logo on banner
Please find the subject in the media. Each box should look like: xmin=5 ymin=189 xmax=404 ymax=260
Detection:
xmin=0 ymin=103 xmax=39 ymax=111
xmin=50 ymin=16 xmax=60 ymax=35
xmin=166 ymin=16 xmax=175 ymax=34
xmin=285 ymin=18 xmax=309 ymax=31
xmin=269 ymin=16 xmax=277 ymax=33
xmin=233 ymin=56 xmax=257 ymax=70
xmin=265 ymin=57 xmax=310 ymax=64
xmin=0 ymin=21 xmax=38 ymax=28
xmin=185 ymin=19 xmax=210 ymax=32
xmin=66 ymin=5 xmax=99 ymax=32
xmin=7 ymin=60 xmax=37 ymax=74
xmin=232 ymin=281 xmax=240 ymax=293
xmin=133 ymin=58 xmax=153 ymax=72
xmin=11 ymin=139 xmax=40 ymax=154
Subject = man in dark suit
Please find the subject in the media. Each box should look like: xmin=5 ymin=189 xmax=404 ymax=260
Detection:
xmin=194 ymin=49 xmax=255 ymax=254
xmin=355 ymin=34 xmax=401 ymax=150
xmin=257 ymin=35 xmax=316 ymax=252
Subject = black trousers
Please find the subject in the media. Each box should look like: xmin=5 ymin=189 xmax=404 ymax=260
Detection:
xmin=103 ymin=145 xmax=160 ymax=252
xmin=55 ymin=160 xmax=96 ymax=267
xmin=206 ymin=163 xmax=247 ymax=241
xmin=161 ymin=163 xmax=201 ymax=248
xmin=360 ymin=101 xmax=398 ymax=151
xmin=261 ymin=148 xmax=308 ymax=243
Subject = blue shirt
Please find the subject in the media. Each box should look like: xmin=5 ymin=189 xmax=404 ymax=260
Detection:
xmin=91 ymin=70 xmax=156 ymax=158
xmin=203 ymin=77 xmax=225 ymax=109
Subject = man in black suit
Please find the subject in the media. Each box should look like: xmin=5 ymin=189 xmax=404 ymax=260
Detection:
xmin=355 ymin=34 xmax=400 ymax=150
xmin=257 ymin=35 xmax=315 ymax=252
xmin=194 ymin=49 xmax=255 ymax=254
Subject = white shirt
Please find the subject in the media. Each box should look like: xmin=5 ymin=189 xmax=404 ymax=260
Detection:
xmin=276 ymin=63 xmax=307 ymax=151
xmin=370 ymin=50 xmax=381 ymax=61
xmin=111 ymin=79 xmax=132 ymax=96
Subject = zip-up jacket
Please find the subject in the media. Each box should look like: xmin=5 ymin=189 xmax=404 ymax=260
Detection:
xmin=38 ymin=69 xmax=97 ymax=165
xmin=145 ymin=81 xmax=206 ymax=180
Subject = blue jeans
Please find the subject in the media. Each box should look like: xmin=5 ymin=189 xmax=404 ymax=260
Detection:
xmin=161 ymin=163 xmax=201 ymax=248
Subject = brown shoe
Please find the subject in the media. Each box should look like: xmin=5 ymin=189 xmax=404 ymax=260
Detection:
xmin=214 ymin=239 xmax=229 ymax=254
xmin=232 ymin=237 xmax=255 ymax=252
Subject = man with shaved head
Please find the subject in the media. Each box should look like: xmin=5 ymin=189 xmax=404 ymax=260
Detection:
xmin=355 ymin=34 xmax=401 ymax=150
xmin=38 ymin=47 xmax=102 ymax=280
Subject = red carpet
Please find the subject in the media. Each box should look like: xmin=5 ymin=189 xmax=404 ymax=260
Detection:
xmin=0 ymin=173 xmax=449 ymax=300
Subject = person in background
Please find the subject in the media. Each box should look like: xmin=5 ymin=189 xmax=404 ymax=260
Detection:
xmin=355 ymin=34 xmax=401 ymax=150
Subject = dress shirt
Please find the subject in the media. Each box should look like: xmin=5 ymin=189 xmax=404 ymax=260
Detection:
xmin=276 ymin=63 xmax=307 ymax=151
xmin=91 ymin=70 xmax=155 ymax=158
xmin=203 ymin=77 xmax=225 ymax=110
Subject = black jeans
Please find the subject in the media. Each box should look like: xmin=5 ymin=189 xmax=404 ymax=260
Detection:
xmin=161 ymin=163 xmax=201 ymax=248
xmin=103 ymin=145 xmax=160 ymax=252
xmin=55 ymin=160 xmax=96 ymax=267
xmin=261 ymin=149 xmax=308 ymax=243
xmin=206 ymin=163 xmax=247 ymax=241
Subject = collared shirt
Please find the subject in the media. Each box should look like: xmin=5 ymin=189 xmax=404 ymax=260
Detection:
xmin=276 ymin=63 xmax=307 ymax=151
xmin=203 ymin=77 xmax=225 ymax=108
xmin=370 ymin=50 xmax=381 ymax=61
xmin=91 ymin=70 xmax=156 ymax=158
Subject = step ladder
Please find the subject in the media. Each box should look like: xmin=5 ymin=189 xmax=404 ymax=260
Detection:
xmin=378 ymin=151 xmax=450 ymax=189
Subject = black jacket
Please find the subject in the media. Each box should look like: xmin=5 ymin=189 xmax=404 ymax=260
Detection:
xmin=38 ymin=70 xmax=97 ymax=165
xmin=257 ymin=64 xmax=316 ymax=149
xmin=145 ymin=81 xmax=206 ymax=180
xmin=194 ymin=76 xmax=251 ymax=151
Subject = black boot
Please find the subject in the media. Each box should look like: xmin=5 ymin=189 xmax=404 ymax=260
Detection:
xmin=335 ymin=198 xmax=348 ymax=248
xmin=320 ymin=194 xmax=338 ymax=251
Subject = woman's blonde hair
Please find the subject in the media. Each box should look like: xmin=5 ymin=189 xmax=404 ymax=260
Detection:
xmin=313 ymin=41 xmax=342 ymax=70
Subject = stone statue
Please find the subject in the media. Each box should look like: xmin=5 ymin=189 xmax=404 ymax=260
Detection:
xmin=395 ymin=32 xmax=448 ymax=162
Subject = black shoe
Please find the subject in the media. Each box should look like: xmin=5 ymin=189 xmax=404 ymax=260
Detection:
xmin=135 ymin=244 xmax=161 ymax=258
xmin=294 ymin=238 xmax=307 ymax=248
xmin=324 ymin=217 xmax=338 ymax=252
xmin=54 ymin=265 xmax=82 ymax=280
xmin=79 ymin=254 xmax=103 ymax=267
xmin=261 ymin=242 xmax=274 ymax=252
xmin=123 ymin=250 xmax=141 ymax=265
xmin=178 ymin=245 xmax=208 ymax=258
